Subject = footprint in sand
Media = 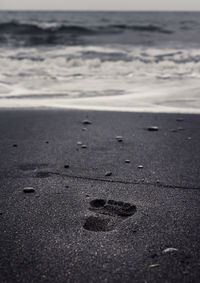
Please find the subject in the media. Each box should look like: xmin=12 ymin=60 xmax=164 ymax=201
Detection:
xmin=83 ymin=199 xmax=136 ymax=232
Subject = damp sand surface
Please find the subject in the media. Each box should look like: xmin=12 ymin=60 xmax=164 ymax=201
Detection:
xmin=0 ymin=109 xmax=200 ymax=283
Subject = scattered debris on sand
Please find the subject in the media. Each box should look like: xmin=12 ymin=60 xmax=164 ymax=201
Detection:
xmin=81 ymin=145 xmax=87 ymax=148
xmin=147 ymin=126 xmax=159 ymax=131
xmin=105 ymin=171 xmax=112 ymax=176
xmin=138 ymin=165 xmax=143 ymax=169
xmin=116 ymin=136 xmax=123 ymax=142
xmin=162 ymin=248 xmax=178 ymax=254
xmin=82 ymin=119 xmax=92 ymax=125
xmin=23 ymin=187 xmax=35 ymax=193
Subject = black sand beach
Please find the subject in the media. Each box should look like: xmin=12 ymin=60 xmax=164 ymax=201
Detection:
xmin=0 ymin=109 xmax=200 ymax=282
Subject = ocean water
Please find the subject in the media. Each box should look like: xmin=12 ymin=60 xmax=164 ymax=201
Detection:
xmin=0 ymin=11 xmax=200 ymax=113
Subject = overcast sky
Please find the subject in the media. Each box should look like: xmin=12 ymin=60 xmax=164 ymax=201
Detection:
xmin=0 ymin=0 xmax=200 ymax=11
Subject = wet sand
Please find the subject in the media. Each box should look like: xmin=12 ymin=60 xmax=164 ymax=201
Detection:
xmin=0 ymin=109 xmax=200 ymax=282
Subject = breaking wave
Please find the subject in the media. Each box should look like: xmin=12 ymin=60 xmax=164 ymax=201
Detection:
xmin=0 ymin=21 xmax=173 ymax=46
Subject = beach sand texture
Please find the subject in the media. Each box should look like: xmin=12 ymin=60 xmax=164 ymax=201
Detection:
xmin=0 ymin=109 xmax=200 ymax=282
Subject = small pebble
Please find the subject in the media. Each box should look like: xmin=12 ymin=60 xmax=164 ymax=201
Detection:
xmin=178 ymin=127 xmax=184 ymax=131
xmin=64 ymin=165 xmax=70 ymax=169
xmin=82 ymin=127 xmax=87 ymax=131
xmin=23 ymin=187 xmax=35 ymax=193
xmin=176 ymin=118 xmax=184 ymax=122
xmin=116 ymin=136 xmax=123 ymax=142
xmin=77 ymin=141 xmax=83 ymax=145
xmin=82 ymin=119 xmax=92 ymax=125
xmin=105 ymin=171 xmax=112 ymax=176
xmin=81 ymin=145 xmax=87 ymax=148
xmin=125 ymin=160 xmax=130 ymax=163
xmin=162 ymin=248 xmax=178 ymax=254
xmin=13 ymin=144 xmax=18 ymax=147
xmin=138 ymin=165 xmax=143 ymax=169
xmin=147 ymin=126 xmax=159 ymax=131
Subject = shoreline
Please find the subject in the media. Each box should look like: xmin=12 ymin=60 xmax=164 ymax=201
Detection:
xmin=0 ymin=105 xmax=200 ymax=114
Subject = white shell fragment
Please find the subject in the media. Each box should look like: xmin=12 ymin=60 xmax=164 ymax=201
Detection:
xmin=162 ymin=248 xmax=178 ymax=254
xmin=138 ymin=165 xmax=143 ymax=169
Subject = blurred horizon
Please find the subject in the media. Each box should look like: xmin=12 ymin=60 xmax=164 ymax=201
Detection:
xmin=1 ymin=0 xmax=200 ymax=12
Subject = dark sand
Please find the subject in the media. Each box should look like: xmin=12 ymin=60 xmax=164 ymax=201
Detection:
xmin=0 ymin=109 xmax=200 ymax=282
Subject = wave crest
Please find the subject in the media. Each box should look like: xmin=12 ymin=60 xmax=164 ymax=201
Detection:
xmin=0 ymin=21 xmax=173 ymax=46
